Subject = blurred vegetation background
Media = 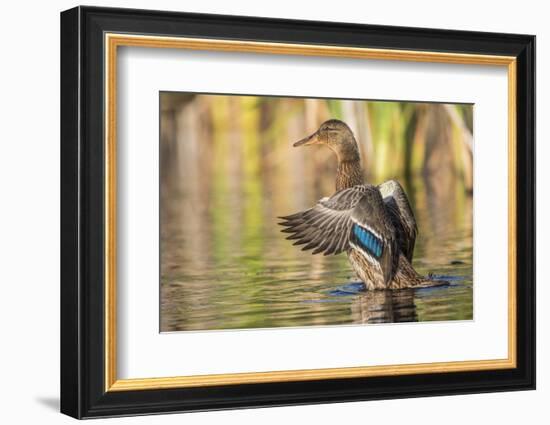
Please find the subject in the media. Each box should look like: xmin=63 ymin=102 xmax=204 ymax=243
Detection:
xmin=160 ymin=93 xmax=473 ymax=197
xmin=160 ymin=93 xmax=473 ymax=331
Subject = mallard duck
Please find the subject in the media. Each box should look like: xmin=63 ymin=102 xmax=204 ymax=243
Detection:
xmin=279 ymin=119 xmax=448 ymax=290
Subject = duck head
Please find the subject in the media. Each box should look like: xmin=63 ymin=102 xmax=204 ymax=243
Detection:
xmin=293 ymin=119 xmax=360 ymax=162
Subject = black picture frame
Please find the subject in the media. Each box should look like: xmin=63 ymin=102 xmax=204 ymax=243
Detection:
xmin=61 ymin=5 xmax=535 ymax=419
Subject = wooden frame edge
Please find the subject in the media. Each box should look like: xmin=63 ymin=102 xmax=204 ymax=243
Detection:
xmin=108 ymin=358 xmax=516 ymax=391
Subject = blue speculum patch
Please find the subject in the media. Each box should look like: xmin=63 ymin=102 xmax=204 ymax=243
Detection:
xmin=353 ymin=224 xmax=382 ymax=258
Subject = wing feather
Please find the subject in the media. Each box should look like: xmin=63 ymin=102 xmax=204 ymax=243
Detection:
xmin=279 ymin=185 xmax=398 ymax=284
xmin=378 ymin=180 xmax=417 ymax=261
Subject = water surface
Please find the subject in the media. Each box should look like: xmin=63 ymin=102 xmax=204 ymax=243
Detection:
xmin=160 ymin=177 xmax=473 ymax=332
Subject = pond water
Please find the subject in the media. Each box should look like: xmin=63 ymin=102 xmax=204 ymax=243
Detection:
xmin=160 ymin=175 xmax=473 ymax=332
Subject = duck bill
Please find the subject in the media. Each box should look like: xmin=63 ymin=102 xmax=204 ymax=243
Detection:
xmin=293 ymin=131 xmax=320 ymax=147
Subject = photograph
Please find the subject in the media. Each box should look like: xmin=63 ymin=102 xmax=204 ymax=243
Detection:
xmin=159 ymin=92 xmax=474 ymax=332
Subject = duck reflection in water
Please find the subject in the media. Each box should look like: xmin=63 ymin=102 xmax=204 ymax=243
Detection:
xmin=351 ymin=289 xmax=417 ymax=324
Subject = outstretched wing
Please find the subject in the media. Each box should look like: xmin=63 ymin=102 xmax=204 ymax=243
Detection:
xmin=278 ymin=187 xmax=366 ymax=256
xmin=279 ymin=185 xmax=397 ymax=284
xmin=378 ymin=179 xmax=417 ymax=262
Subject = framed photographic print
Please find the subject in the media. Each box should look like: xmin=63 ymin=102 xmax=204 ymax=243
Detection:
xmin=60 ymin=6 xmax=535 ymax=419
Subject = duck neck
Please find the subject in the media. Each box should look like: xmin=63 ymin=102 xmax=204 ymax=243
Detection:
xmin=336 ymin=158 xmax=364 ymax=191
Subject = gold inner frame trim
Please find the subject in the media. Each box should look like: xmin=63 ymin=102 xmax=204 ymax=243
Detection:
xmin=104 ymin=33 xmax=518 ymax=392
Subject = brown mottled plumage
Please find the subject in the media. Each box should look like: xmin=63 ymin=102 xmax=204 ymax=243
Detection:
xmin=336 ymin=160 xmax=364 ymax=191
xmin=280 ymin=119 xmax=447 ymax=290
